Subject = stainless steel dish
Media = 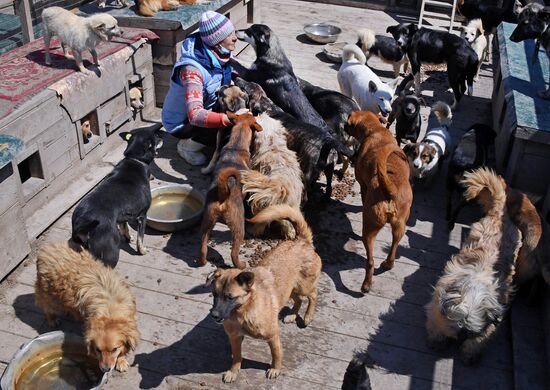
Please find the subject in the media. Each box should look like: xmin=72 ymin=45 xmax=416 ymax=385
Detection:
xmin=303 ymin=23 xmax=342 ymax=44
xmin=147 ymin=184 xmax=205 ymax=232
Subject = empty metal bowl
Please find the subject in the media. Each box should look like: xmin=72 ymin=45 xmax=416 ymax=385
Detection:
xmin=303 ymin=23 xmax=342 ymax=44
xmin=147 ymin=184 xmax=205 ymax=232
xmin=323 ymin=41 xmax=348 ymax=62
xmin=1 ymin=331 xmax=110 ymax=390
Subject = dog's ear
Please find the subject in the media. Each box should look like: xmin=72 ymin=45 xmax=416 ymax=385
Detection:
xmin=205 ymin=269 xmax=222 ymax=286
xmin=258 ymin=30 xmax=270 ymax=45
xmin=226 ymin=111 xmax=237 ymax=123
xmin=123 ymin=320 xmax=140 ymax=352
xmin=407 ymin=24 xmax=418 ymax=36
xmin=119 ymin=131 xmax=132 ymax=142
xmin=236 ymin=271 xmax=255 ymax=290
xmin=368 ymin=81 xmax=378 ymax=93
xmin=251 ymin=120 xmax=263 ymax=132
xmin=91 ymin=20 xmax=106 ymax=30
xmin=514 ymin=0 xmax=525 ymax=15
xmin=402 ymin=142 xmax=415 ymax=155
xmin=386 ymin=25 xmax=396 ymax=35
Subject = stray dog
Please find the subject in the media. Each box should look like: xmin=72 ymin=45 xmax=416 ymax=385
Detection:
xmin=461 ymin=19 xmax=487 ymax=80
xmin=81 ymin=120 xmax=93 ymax=144
xmin=425 ymin=168 xmax=520 ymax=364
xmin=201 ymin=85 xmax=249 ymax=175
xmin=341 ymin=350 xmax=374 ymax=390
xmin=72 ymin=124 xmax=164 ymax=266
xmin=129 ymin=87 xmax=144 ymax=112
xmin=205 ymin=204 xmax=321 ymax=383
xmin=35 ymin=242 xmax=139 ymax=372
xmin=235 ymin=77 xmax=353 ymax=201
xmin=446 ymin=123 xmax=495 ymax=230
xmin=233 ymin=24 xmax=331 ymax=132
xmin=387 ymin=88 xmax=424 ymax=145
xmin=510 ymin=5 xmax=550 ymax=99
xmin=387 ymin=23 xmax=478 ymax=109
xmin=345 ymin=111 xmax=413 ymax=293
xmin=241 ymin=112 xmax=303 ymax=239
xmin=198 ymin=112 xmax=263 ymax=270
xmin=135 ymin=0 xmax=197 ymax=17
xmin=338 ymin=44 xmax=401 ymax=119
xmin=42 ymin=7 xmax=122 ymax=74
xmin=96 ymin=0 xmax=131 ymax=8
xmin=403 ymin=102 xmax=452 ymax=182
xmin=356 ymin=28 xmax=409 ymax=77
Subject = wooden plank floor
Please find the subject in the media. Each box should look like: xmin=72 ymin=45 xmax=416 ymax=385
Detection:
xmin=0 ymin=0 xmax=514 ymax=389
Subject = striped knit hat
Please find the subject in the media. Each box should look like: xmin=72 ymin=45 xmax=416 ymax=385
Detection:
xmin=199 ymin=11 xmax=235 ymax=47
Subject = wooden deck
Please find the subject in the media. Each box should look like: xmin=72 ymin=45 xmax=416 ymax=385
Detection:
xmin=0 ymin=0 xmax=518 ymax=389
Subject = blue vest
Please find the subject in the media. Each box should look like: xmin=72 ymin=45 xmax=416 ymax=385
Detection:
xmin=161 ymin=33 xmax=232 ymax=134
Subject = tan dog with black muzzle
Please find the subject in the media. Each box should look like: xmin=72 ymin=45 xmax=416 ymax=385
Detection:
xmin=205 ymin=204 xmax=322 ymax=383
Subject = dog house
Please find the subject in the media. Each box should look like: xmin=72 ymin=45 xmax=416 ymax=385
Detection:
xmin=0 ymin=27 xmax=158 ymax=280
xmin=79 ymin=0 xmax=260 ymax=106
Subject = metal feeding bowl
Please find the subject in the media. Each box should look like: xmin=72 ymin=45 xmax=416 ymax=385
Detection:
xmin=323 ymin=41 xmax=348 ymax=63
xmin=147 ymin=184 xmax=205 ymax=232
xmin=303 ymin=23 xmax=342 ymax=44
xmin=0 ymin=331 xmax=110 ymax=390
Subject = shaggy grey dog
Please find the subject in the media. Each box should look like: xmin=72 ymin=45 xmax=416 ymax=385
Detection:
xmin=425 ymin=168 xmax=520 ymax=364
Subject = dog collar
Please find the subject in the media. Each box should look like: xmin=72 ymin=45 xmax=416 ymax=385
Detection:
xmin=129 ymin=157 xmax=149 ymax=167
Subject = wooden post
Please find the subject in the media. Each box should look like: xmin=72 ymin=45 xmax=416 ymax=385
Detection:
xmin=16 ymin=0 xmax=34 ymax=43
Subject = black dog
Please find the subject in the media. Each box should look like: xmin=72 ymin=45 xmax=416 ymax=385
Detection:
xmin=341 ymin=350 xmax=373 ymax=390
xmin=72 ymin=124 xmax=164 ymax=266
xmin=458 ymin=0 xmax=518 ymax=32
xmin=232 ymin=24 xmax=331 ymax=132
xmin=510 ymin=5 xmax=550 ymax=99
xmin=234 ymin=77 xmax=353 ymax=201
xmin=387 ymin=23 xmax=479 ymax=109
xmin=446 ymin=123 xmax=495 ymax=230
xmin=387 ymin=88 xmax=424 ymax=145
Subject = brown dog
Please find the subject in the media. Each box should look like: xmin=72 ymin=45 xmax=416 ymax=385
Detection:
xmin=135 ymin=0 xmax=197 ymax=17
xmin=205 ymin=204 xmax=321 ymax=382
xmin=198 ymin=112 xmax=262 ymax=269
xmin=81 ymin=120 xmax=92 ymax=144
xmin=345 ymin=111 xmax=413 ymax=293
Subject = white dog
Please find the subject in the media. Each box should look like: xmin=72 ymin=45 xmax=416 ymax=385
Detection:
xmin=337 ymin=44 xmax=401 ymax=118
xmin=461 ymin=19 xmax=487 ymax=81
xmin=42 ymin=7 xmax=122 ymax=74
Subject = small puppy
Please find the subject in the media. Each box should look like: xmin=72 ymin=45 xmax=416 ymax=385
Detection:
xmin=72 ymin=124 xmax=164 ymax=266
xmin=403 ymin=102 xmax=452 ymax=182
xmin=345 ymin=111 xmax=413 ymax=293
xmin=387 ymin=89 xmax=424 ymax=145
xmin=198 ymin=112 xmax=262 ymax=270
xmin=446 ymin=123 xmax=495 ymax=230
xmin=206 ymin=204 xmax=321 ymax=383
xmin=81 ymin=120 xmax=93 ymax=144
xmin=96 ymin=0 xmax=131 ymax=8
xmin=35 ymin=242 xmax=139 ymax=372
xmin=241 ymin=112 xmax=303 ymax=239
xmin=338 ymin=44 xmax=401 ymax=119
xmin=356 ymin=28 xmax=409 ymax=77
xmin=135 ymin=0 xmax=197 ymax=17
xmin=42 ymin=7 xmax=122 ymax=74
xmin=341 ymin=350 xmax=374 ymax=390
xmin=461 ymin=19 xmax=487 ymax=80
xmin=129 ymin=87 xmax=144 ymax=112
xmin=387 ymin=23 xmax=478 ymax=108
xmin=425 ymin=168 xmax=520 ymax=364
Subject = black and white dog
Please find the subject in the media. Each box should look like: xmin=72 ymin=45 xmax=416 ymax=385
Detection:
xmin=356 ymin=28 xmax=409 ymax=77
xmin=232 ymin=24 xmax=331 ymax=132
xmin=510 ymin=4 xmax=550 ymax=99
xmin=386 ymin=23 xmax=479 ymax=109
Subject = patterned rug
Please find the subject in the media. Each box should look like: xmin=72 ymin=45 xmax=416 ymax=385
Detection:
xmin=0 ymin=27 xmax=158 ymax=120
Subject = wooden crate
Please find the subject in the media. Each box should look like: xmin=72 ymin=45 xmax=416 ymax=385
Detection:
xmin=492 ymin=22 xmax=550 ymax=200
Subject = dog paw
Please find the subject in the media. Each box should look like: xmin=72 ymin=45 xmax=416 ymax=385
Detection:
xmin=266 ymin=368 xmax=281 ymax=379
xmin=222 ymin=369 xmax=239 ymax=383
xmin=380 ymin=260 xmax=394 ymax=270
xmin=303 ymin=314 xmax=314 ymax=327
xmin=115 ymin=357 xmax=130 ymax=372
xmin=283 ymin=314 xmax=297 ymax=324
xmin=196 ymin=258 xmax=208 ymax=267
xmin=360 ymin=283 xmax=371 ymax=294
xmin=137 ymin=244 xmax=147 ymax=255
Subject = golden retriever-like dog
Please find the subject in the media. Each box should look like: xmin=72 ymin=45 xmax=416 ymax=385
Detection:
xmin=135 ymin=0 xmax=197 ymax=17
xmin=205 ymin=204 xmax=321 ymax=383
xmin=241 ymin=112 xmax=304 ymax=239
xmin=35 ymin=242 xmax=139 ymax=372
xmin=425 ymin=168 xmax=520 ymax=364
xmin=345 ymin=111 xmax=413 ymax=293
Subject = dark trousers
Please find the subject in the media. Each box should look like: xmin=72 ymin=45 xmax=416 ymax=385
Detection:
xmin=171 ymin=123 xmax=218 ymax=147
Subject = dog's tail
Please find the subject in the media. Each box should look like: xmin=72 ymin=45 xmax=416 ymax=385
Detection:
xmin=357 ymin=28 xmax=376 ymax=52
xmin=248 ymin=205 xmax=312 ymax=244
xmin=461 ymin=167 xmax=507 ymax=214
xmin=377 ymin=145 xmax=407 ymax=200
xmin=241 ymin=170 xmax=288 ymax=214
xmin=431 ymin=101 xmax=452 ymax=127
xmin=319 ymin=138 xmax=354 ymax=167
xmin=342 ymin=44 xmax=367 ymax=65
xmin=217 ymin=167 xmax=241 ymax=202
